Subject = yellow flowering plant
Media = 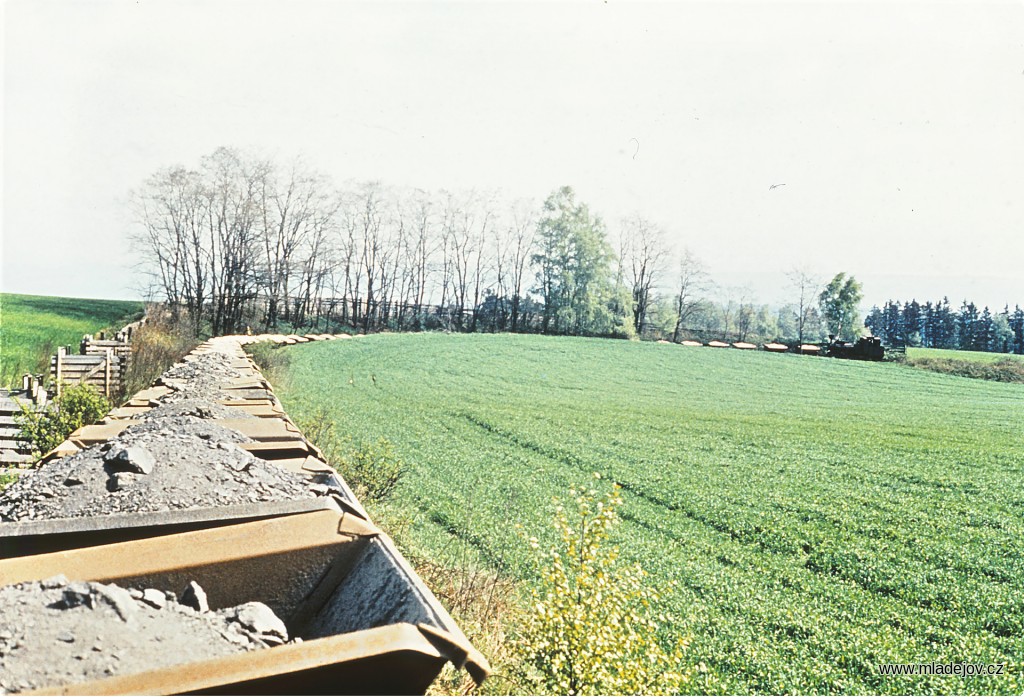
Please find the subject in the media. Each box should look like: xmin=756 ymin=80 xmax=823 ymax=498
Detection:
xmin=513 ymin=479 xmax=693 ymax=695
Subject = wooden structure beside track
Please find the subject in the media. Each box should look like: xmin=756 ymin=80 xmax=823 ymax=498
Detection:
xmin=0 ymin=375 xmax=47 ymax=467
xmin=48 ymin=317 xmax=143 ymax=398
xmin=50 ymin=346 xmax=123 ymax=398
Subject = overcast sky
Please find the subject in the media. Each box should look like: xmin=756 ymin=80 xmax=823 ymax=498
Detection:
xmin=3 ymin=0 xmax=1022 ymax=311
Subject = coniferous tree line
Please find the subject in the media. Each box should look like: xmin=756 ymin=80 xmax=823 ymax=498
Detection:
xmin=864 ymin=299 xmax=1024 ymax=354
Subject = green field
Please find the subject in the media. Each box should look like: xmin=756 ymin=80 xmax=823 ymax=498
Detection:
xmin=908 ymin=347 xmax=1024 ymax=363
xmin=274 ymin=334 xmax=1024 ymax=694
xmin=0 ymin=293 xmax=143 ymax=388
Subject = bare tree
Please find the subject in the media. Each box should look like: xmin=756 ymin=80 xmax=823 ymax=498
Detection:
xmin=488 ymin=216 xmax=512 ymax=331
xmin=404 ymin=189 xmax=437 ymax=329
xmin=671 ymin=249 xmax=710 ymax=343
xmin=356 ymin=182 xmax=387 ymax=332
xmin=202 ymin=148 xmax=267 ymax=335
xmin=442 ymin=190 xmax=493 ymax=330
xmin=134 ymin=148 xmax=270 ymax=336
xmin=619 ymin=216 xmax=671 ymax=336
xmin=292 ymin=183 xmax=340 ymax=328
xmin=468 ymin=192 xmax=497 ymax=332
xmin=507 ymin=199 xmax=536 ymax=332
xmin=437 ymin=190 xmax=459 ymax=327
xmin=786 ymin=266 xmax=822 ymax=345
xmin=336 ymin=186 xmax=364 ymax=326
xmin=130 ymin=165 xmax=215 ymax=333
xmin=258 ymin=158 xmax=337 ymax=328
xmin=734 ymin=287 xmax=755 ymax=342
xmin=374 ymin=191 xmax=403 ymax=328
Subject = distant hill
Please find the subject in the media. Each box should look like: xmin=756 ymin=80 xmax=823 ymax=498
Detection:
xmin=0 ymin=293 xmax=143 ymax=388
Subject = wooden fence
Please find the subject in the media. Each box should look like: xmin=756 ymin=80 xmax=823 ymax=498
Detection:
xmin=80 ymin=336 xmax=132 ymax=360
xmin=50 ymin=347 xmax=124 ymax=398
xmin=47 ymin=317 xmax=144 ymax=399
xmin=50 ymin=345 xmax=122 ymax=397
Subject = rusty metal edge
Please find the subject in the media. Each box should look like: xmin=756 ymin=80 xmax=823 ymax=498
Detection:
xmin=0 ymin=497 xmax=343 ymax=542
xmin=0 ymin=508 xmax=381 ymax=586
xmin=23 ymin=622 xmax=472 ymax=695
xmin=370 ymin=532 xmax=492 ymax=678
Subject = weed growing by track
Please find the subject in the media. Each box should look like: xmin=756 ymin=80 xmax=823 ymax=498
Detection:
xmin=117 ymin=316 xmax=200 ymax=400
xmin=294 ymin=406 xmax=405 ymax=503
xmin=275 ymin=333 xmax=1024 ymax=694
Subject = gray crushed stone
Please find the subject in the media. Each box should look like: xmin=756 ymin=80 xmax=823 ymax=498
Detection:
xmin=0 ymin=416 xmax=327 ymax=522
xmin=158 ymin=353 xmax=250 ymax=403
xmin=0 ymin=576 xmax=290 ymax=693
xmin=139 ymin=399 xmax=255 ymax=421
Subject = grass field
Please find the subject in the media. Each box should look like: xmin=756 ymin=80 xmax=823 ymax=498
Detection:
xmin=907 ymin=347 xmax=1024 ymax=363
xmin=274 ymin=334 xmax=1024 ymax=694
xmin=0 ymin=293 xmax=143 ymax=388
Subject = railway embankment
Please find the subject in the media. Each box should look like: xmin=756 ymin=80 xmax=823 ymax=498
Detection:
xmin=0 ymin=333 xmax=488 ymax=694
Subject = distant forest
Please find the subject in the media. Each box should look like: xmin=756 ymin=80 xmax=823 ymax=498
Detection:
xmin=865 ymin=299 xmax=1024 ymax=355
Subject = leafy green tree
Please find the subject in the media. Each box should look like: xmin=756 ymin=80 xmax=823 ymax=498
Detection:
xmin=883 ymin=300 xmax=904 ymax=346
xmin=532 ymin=187 xmax=621 ymax=336
xmin=818 ymin=273 xmax=864 ymax=341
xmin=991 ymin=311 xmax=1014 ymax=354
xmin=17 ymin=383 xmax=110 ymax=460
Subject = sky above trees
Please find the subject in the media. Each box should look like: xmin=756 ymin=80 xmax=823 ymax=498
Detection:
xmin=3 ymin=1 xmax=1022 ymax=309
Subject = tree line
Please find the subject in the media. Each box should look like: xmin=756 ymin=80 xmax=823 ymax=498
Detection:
xmin=865 ymin=299 xmax=1024 ymax=354
xmin=131 ymin=148 xmax=722 ymax=339
xmin=137 ymin=147 xmax=1000 ymax=349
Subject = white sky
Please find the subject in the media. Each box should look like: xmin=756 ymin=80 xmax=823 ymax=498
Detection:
xmin=3 ymin=0 xmax=1022 ymax=311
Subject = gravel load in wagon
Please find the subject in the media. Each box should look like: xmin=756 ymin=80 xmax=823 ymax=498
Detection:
xmin=0 ymin=416 xmax=330 ymax=523
xmin=0 ymin=576 xmax=290 ymax=694
xmin=156 ymin=352 xmax=255 ymax=403
xmin=137 ymin=399 xmax=256 ymax=421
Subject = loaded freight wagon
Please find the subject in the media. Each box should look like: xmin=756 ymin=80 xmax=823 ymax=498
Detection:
xmin=0 ymin=335 xmax=488 ymax=695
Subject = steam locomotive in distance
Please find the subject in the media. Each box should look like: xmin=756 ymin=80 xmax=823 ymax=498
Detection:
xmin=824 ymin=335 xmax=886 ymax=361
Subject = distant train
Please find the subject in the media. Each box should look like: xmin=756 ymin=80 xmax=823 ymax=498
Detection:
xmin=823 ymin=335 xmax=886 ymax=361
xmin=676 ymin=335 xmax=888 ymax=361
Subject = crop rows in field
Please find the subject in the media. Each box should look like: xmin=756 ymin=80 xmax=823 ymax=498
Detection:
xmin=276 ymin=333 xmax=1024 ymax=694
